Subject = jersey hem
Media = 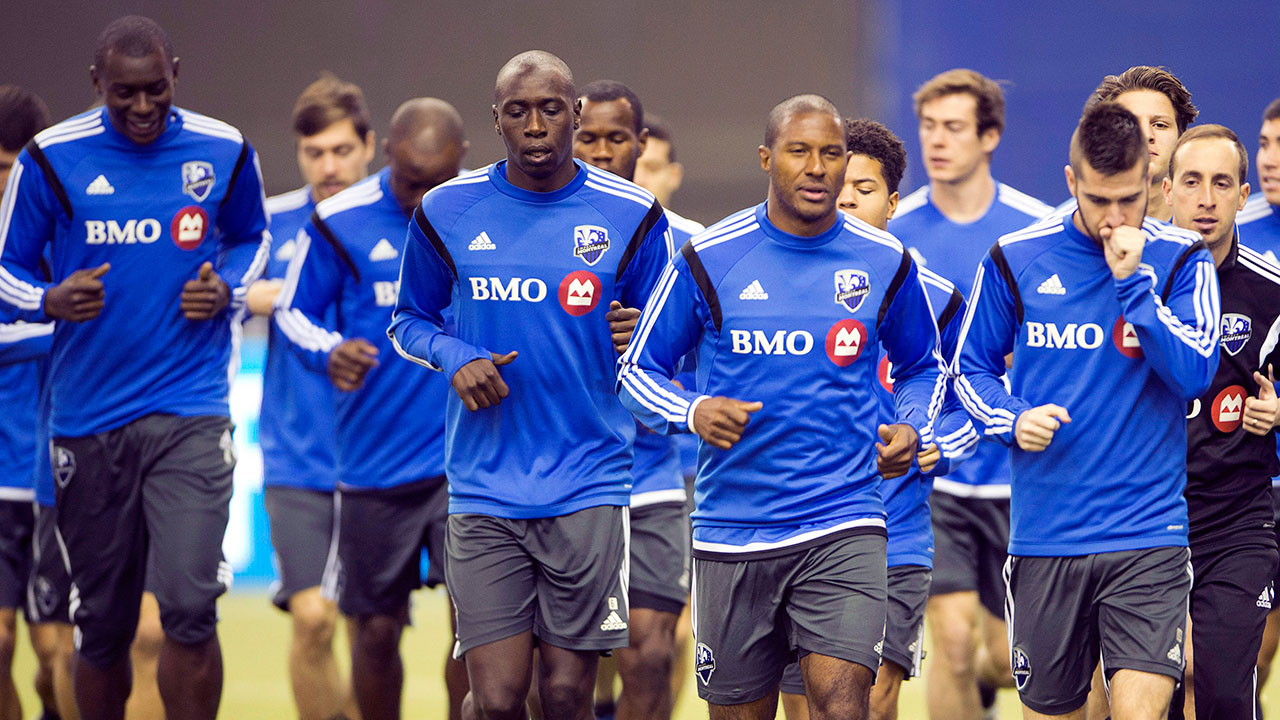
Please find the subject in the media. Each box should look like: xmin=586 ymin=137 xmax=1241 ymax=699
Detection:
xmin=448 ymin=493 xmax=630 ymax=519
xmin=1009 ymin=534 xmax=1188 ymax=557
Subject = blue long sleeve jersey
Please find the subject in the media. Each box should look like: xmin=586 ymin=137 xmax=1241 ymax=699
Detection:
xmin=632 ymin=207 xmax=705 ymax=506
xmin=260 ymin=187 xmax=337 ymax=492
xmin=0 ymin=107 xmax=270 ymax=438
xmin=0 ymin=314 xmax=52 ymax=500
xmin=388 ymin=160 xmax=670 ymax=518
xmin=618 ymin=203 xmax=947 ymax=558
xmin=954 ymin=215 xmax=1220 ymax=556
xmin=275 ymin=169 xmax=446 ymax=491
xmin=1237 ymin=196 xmax=1280 ymax=487
xmin=889 ymin=182 xmax=1051 ymax=499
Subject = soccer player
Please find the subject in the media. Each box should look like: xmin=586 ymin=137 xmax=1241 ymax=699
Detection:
xmin=618 ymin=94 xmax=945 ymax=720
xmin=887 ymin=68 xmax=1050 ymax=720
xmin=388 ymin=51 xmax=670 ymax=720
xmin=246 ymin=73 xmax=374 ymax=720
xmin=0 ymin=16 xmax=270 ymax=720
xmin=275 ymin=97 xmax=466 ymax=720
xmin=955 ymin=102 xmax=1220 ymax=720
xmin=1165 ymin=123 xmax=1280 ymax=719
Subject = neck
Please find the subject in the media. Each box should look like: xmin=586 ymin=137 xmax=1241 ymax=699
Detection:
xmin=1146 ymin=179 xmax=1172 ymax=221
xmin=1209 ymin=232 xmax=1235 ymax=267
xmin=766 ymin=196 xmax=837 ymax=237
xmin=930 ymin=169 xmax=996 ymax=223
xmin=506 ymin=157 xmax=577 ymax=193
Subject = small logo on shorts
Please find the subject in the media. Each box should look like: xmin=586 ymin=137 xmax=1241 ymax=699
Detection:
xmin=219 ymin=429 xmax=236 ymax=466
xmin=695 ymin=642 xmax=715 ymax=684
xmin=1012 ymin=647 xmax=1032 ymax=690
xmin=1259 ymin=584 xmax=1275 ymax=609
xmin=600 ymin=596 xmax=627 ymax=631
xmin=873 ymin=639 xmax=884 ymax=657
xmin=33 ymin=576 xmax=58 ymax=618
xmin=1167 ymin=643 xmax=1182 ymax=665
xmin=51 ymin=445 xmax=75 ymax=488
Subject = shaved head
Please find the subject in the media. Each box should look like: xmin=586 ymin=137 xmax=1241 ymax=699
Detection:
xmin=388 ymin=97 xmax=466 ymax=151
xmin=765 ymin=94 xmax=842 ymax=149
xmin=385 ymin=98 xmax=468 ymax=215
xmin=495 ymin=50 xmax=574 ymax=104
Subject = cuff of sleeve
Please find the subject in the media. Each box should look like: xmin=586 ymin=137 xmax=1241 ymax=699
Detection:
xmin=440 ymin=339 xmax=492 ymax=382
xmin=686 ymin=395 xmax=711 ymax=435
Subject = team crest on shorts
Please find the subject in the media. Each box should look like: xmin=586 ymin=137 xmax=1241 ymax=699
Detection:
xmin=695 ymin=642 xmax=716 ymax=684
xmin=181 ymin=161 xmax=216 ymax=202
xmin=833 ymin=269 xmax=871 ymax=313
xmin=1011 ymin=646 xmax=1031 ymax=690
xmin=51 ymin=445 xmax=75 ymax=488
xmin=1220 ymin=313 xmax=1252 ymax=356
xmin=33 ymin=576 xmax=57 ymax=618
xmin=573 ymin=225 xmax=610 ymax=266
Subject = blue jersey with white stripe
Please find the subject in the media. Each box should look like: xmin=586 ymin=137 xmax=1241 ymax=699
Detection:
xmin=955 ymin=215 xmax=1220 ymax=556
xmin=1237 ymin=195 xmax=1280 ymax=486
xmin=0 ymin=314 xmax=51 ymax=499
xmin=618 ymin=203 xmax=946 ymax=557
xmin=888 ymin=181 xmax=1051 ymax=498
xmin=0 ymin=107 xmax=269 ymax=437
xmin=275 ymin=169 xmax=446 ymax=491
xmin=389 ymin=160 xmax=670 ymax=517
xmin=259 ymin=187 xmax=337 ymax=491
xmin=632 ymin=207 xmax=705 ymax=505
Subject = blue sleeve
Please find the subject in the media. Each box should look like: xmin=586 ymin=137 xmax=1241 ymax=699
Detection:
xmin=0 ymin=319 xmax=53 ymax=366
xmin=1115 ymin=247 xmax=1220 ymax=400
xmin=272 ymin=224 xmax=345 ymax=374
xmin=215 ymin=144 xmax=270 ymax=307
xmin=615 ymin=205 xmax=671 ymax=308
xmin=877 ymin=259 xmax=946 ymax=445
xmin=927 ymin=290 xmax=978 ymax=475
xmin=617 ymin=261 xmax=708 ymax=435
xmin=387 ymin=210 xmax=488 ymax=379
xmin=954 ymin=254 xmax=1030 ymax=446
xmin=0 ymin=152 xmax=58 ymax=323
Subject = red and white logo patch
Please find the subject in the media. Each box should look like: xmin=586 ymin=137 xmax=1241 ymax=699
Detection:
xmin=878 ymin=355 xmax=895 ymax=393
xmin=826 ymin=319 xmax=867 ymax=367
xmin=1112 ymin=317 xmax=1142 ymax=358
xmin=1212 ymin=384 xmax=1247 ymax=433
xmin=558 ymin=270 xmax=602 ymax=316
xmin=171 ymin=206 xmax=209 ymax=250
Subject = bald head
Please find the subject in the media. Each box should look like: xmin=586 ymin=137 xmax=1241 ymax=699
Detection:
xmin=495 ymin=50 xmax=574 ymax=104
xmin=388 ymin=97 xmax=466 ymax=152
xmin=385 ymin=98 xmax=468 ymax=215
xmin=765 ymin=94 xmax=842 ymax=149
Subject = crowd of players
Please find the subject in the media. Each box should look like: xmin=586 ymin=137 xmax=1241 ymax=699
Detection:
xmin=1 ymin=13 xmax=1280 ymax=720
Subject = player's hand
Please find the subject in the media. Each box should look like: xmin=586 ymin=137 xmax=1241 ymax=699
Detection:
xmin=246 ymin=278 xmax=283 ymax=316
xmin=1015 ymin=404 xmax=1071 ymax=452
xmin=606 ymin=301 xmax=642 ymax=355
xmin=180 ymin=262 xmax=231 ymax=320
xmin=43 ymin=263 xmax=109 ymax=322
xmin=1102 ymin=224 xmax=1145 ymax=281
xmin=1243 ymin=365 xmax=1279 ymax=436
xmin=917 ymin=443 xmax=941 ymax=474
xmin=327 ymin=338 xmax=379 ymax=392
xmin=692 ymin=397 xmax=763 ymax=450
xmin=452 ymin=351 xmax=518 ymax=411
xmin=876 ymin=424 xmax=920 ymax=479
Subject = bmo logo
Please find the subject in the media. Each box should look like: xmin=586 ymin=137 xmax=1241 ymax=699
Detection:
xmin=559 ymin=270 xmax=602 ymax=316
xmin=1024 ymin=321 xmax=1104 ymax=350
xmin=469 ymin=277 xmax=548 ymax=303
xmin=171 ymin=206 xmax=209 ymax=250
xmin=1113 ymin=317 xmax=1143 ymax=358
xmin=1212 ymin=384 xmax=1246 ymax=432
xmin=826 ymin=319 xmax=868 ymax=367
xmin=85 ymin=218 xmax=162 ymax=245
xmin=729 ymin=329 xmax=814 ymax=356
xmin=373 ymin=281 xmax=399 ymax=307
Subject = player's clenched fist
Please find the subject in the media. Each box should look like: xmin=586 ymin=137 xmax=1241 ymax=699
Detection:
xmin=606 ymin=300 xmax=641 ymax=355
xmin=327 ymin=338 xmax=380 ymax=392
xmin=452 ymin=351 xmax=518 ymax=411
xmin=43 ymin=262 xmax=110 ymax=322
xmin=876 ymin=423 xmax=920 ymax=479
xmin=692 ymin=397 xmax=763 ymax=450
xmin=180 ymin=261 xmax=231 ymax=320
xmin=1243 ymin=366 xmax=1279 ymax=436
xmin=1015 ymin=404 xmax=1072 ymax=452
xmin=1102 ymin=224 xmax=1145 ymax=281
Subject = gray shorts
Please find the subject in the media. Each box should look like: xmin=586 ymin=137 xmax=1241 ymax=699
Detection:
xmin=692 ymin=532 xmax=887 ymax=705
xmin=629 ymin=501 xmax=690 ymax=615
xmin=931 ymin=491 xmax=1009 ymax=616
xmin=446 ymin=505 xmax=630 ymax=657
xmin=264 ymin=485 xmax=339 ymax=612
xmin=1006 ymin=546 xmax=1191 ymax=715
xmin=779 ymin=563 xmax=929 ymax=694
xmin=331 ymin=476 xmax=448 ymax=619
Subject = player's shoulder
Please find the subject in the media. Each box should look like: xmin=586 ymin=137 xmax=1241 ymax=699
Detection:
xmin=30 ymin=109 xmax=107 ymax=153
xmin=917 ymin=263 xmax=958 ymax=296
xmin=663 ymin=207 xmax=705 ymax=238
xmin=1140 ymin=217 xmax=1201 ymax=250
xmin=677 ymin=205 xmax=762 ymax=271
xmin=579 ymin=163 xmax=660 ymax=218
xmin=175 ymin=108 xmax=248 ymax=151
xmin=1236 ymin=242 xmax=1280 ymax=289
xmin=839 ymin=211 xmax=907 ymax=256
xmin=265 ymin=186 xmax=312 ymax=218
xmin=1238 ymin=194 xmax=1276 ymax=225
xmin=994 ymin=182 xmax=1053 ymax=219
xmin=315 ymin=172 xmax=385 ymax=223
xmin=420 ymin=165 xmax=495 ymax=220
xmin=893 ymin=186 xmax=930 ymax=219
xmin=992 ymin=214 xmax=1069 ymax=266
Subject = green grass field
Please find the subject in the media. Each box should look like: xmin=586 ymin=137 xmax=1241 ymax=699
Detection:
xmin=6 ymin=588 xmax=1277 ymax=718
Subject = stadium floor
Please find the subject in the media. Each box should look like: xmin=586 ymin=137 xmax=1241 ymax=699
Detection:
xmin=6 ymin=588 xmax=1273 ymax=718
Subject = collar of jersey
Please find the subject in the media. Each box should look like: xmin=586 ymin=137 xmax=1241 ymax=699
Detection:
xmin=1060 ymin=212 xmax=1106 ymax=251
xmin=99 ymin=106 xmax=183 ymax=150
xmin=755 ymin=202 xmax=844 ymax=248
xmin=488 ymin=159 xmax=587 ymax=203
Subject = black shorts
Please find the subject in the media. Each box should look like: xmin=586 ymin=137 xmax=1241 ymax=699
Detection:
xmin=629 ymin=501 xmax=690 ymax=615
xmin=332 ymin=476 xmax=448 ymax=619
xmin=1272 ymin=484 xmax=1280 ymax=586
xmin=0 ymin=500 xmax=34 ymax=611
xmin=28 ymin=503 xmax=68 ymax=624
xmin=930 ymin=491 xmax=1009 ymax=616
xmin=264 ymin=486 xmax=339 ymax=612
xmin=1005 ymin=546 xmax=1191 ymax=716
xmin=53 ymin=414 xmax=234 ymax=667
xmin=692 ymin=532 xmax=886 ymax=705
xmin=446 ymin=505 xmax=630 ymax=657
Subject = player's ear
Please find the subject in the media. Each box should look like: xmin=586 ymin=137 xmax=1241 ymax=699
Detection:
xmin=1064 ymin=164 xmax=1076 ymax=198
xmin=461 ymin=139 xmax=471 ymax=160
xmin=89 ymin=65 xmax=101 ymax=95
xmin=170 ymin=57 xmax=180 ymax=82
xmin=1240 ymin=181 xmax=1251 ymax=212
xmin=886 ymin=191 xmax=900 ymax=220
xmin=980 ymin=127 xmax=1000 ymax=155
xmin=1162 ymin=176 xmax=1173 ymax=208
xmin=492 ymin=105 xmax=501 ymax=136
xmin=636 ymin=127 xmax=649 ymax=155
xmin=573 ymin=98 xmax=582 ymax=129
xmin=759 ymin=145 xmax=771 ymax=172
xmin=362 ymin=130 xmax=377 ymax=164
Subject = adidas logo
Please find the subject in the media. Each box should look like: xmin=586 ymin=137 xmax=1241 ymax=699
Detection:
xmin=739 ymin=279 xmax=769 ymax=300
xmin=274 ymin=239 xmax=296 ymax=262
xmin=1259 ymin=586 xmax=1275 ymax=609
xmin=600 ymin=610 xmax=627 ymax=631
xmin=1037 ymin=274 xmax=1066 ymax=295
xmin=368 ymin=238 xmax=399 ymax=262
xmin=469 ymin=231 xmax=496 ymax=251
xmin=1167 ymin=644 xmax=1182 ymax=664
xmin=86 ymin=175 xmax=114 ymax=195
